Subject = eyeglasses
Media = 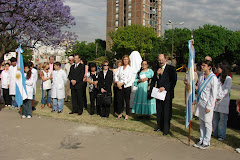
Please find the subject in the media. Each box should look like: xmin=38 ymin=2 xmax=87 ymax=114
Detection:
xmin=103 ymin=65 xmax=108 ymax=66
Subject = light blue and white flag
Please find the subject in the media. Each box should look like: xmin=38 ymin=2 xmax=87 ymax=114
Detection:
xmin=185 ymin=40 xmax=195 ymax=129
xmin=15 ymin=45 xmax=27 ymax=107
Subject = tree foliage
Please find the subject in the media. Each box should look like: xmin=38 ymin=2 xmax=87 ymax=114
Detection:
xmin=109 ymin=24 xmax=157 ymax=58
xmin=0 ymin=0 xmax=76 ymax=58
xmin=163 ymin=25 xmax=240 ymax=66
xmin=69 ymin=39 xmax=108 ymax=62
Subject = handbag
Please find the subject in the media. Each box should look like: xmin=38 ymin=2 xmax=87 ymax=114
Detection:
xmin=43 ymin=79 xmax=51 ymax=90
xmin=97 ymin=92 xmax=112 ymax=106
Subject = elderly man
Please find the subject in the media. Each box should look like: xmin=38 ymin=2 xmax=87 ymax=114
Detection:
xmin=64 ymin=56 xmax=74 ymax=102
xmin=68 ymin=55 xmax=85 ymax=115
xmin=150 ymin=54 xmax=177 ymax=135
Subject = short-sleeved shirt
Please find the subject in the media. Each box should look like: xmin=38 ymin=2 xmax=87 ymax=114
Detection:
xmin=87 ymin=72 xmax=98 ymax=92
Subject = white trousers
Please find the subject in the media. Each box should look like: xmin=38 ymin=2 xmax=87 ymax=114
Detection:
xmin=199 ymin=118 xmax=212 ymax=146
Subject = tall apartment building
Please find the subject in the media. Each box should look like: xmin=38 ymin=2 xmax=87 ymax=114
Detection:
xmin=106 ymin=0 xmax=163 ymax=51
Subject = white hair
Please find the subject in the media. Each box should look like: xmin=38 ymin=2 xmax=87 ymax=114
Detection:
xmin=68 ymin=56 xmax=74 ymax=60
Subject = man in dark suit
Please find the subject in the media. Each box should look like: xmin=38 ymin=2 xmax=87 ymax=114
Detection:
xmin=98 ymin=60 xmax=113 ymax=118
xmin=151 ymin=54 xmax=177 ymax=135
xmin=68 ymin=55 xmax=85 ymax=115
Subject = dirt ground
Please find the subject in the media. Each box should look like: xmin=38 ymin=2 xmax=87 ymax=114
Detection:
xmin=0 ymin=109 xmax=239 ymax=160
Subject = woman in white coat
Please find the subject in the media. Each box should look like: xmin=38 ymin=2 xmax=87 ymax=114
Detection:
xmin=22 ymin=63 xmax=34 ymax=119
xmin=51 ymin=62 xmax=67 ymax=113
xmin=194 ymin=60 xmax=218 ymax=150
xmin=213 ymin=62 xmax=232 ymax=141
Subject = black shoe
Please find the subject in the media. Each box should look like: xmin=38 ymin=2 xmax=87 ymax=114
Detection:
xmin=78 ymin=112 xmax=82 ymax=115
xmin=32 ymin=107 xmax=36 ymax=111
xmin=51 ymin=109 xmax=56 ymax=112
xmin=69 ymin=112 xmax=74 ymax=114
xmin=154 ymin=128 xmax=161 ymax=132
xmin=163 ymin=133 xmax=169 ymax=136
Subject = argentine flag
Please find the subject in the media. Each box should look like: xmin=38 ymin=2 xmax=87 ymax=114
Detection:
xmin=185 ymin=40 xmax=195 ymax=129
xmin=15 ymin=45 xmax=28 ymax=107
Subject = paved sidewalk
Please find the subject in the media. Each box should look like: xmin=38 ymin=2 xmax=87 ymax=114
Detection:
xmin=0 ymin=109 xmax=239 ymax=160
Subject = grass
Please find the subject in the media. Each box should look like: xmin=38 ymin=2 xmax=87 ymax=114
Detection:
xmin=1 ymin=72 xmax=240 ymax=152
xmin=232 ymin=73 xmax=240 ymax=85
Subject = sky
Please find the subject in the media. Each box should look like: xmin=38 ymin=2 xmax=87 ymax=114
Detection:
xmin=64 ymin=0 xmax=240 ymax=43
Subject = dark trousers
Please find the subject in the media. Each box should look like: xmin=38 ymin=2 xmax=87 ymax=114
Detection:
xmin=117 ymin=86 xmax=131 ymax=115
xmin=156 ymin=98 xmax=171 ymax=134
xmin=23 ymin=99 xmax=32 ymax=116
xmin=113 ymin=86 xmax=119 ymax=114
xmin=3 ymin=89 xmax=11 ymax=105
xmin=89 ymin=91 xmax=100 ymax=115
xmin=169 ymin=99 xmax=173 ymax=120
xmin=71 ymin=89 xmax=83 ymax=114
xmin=101 ymin=104 xmax=110 ymax=117
xmin=82 ymin=82 xmax=87 ymax=109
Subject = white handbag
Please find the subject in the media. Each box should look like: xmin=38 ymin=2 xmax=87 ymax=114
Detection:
xmin=42 ymin=71 xmax=52 ymax=90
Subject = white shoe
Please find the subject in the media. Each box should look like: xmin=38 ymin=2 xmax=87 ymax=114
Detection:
xmin=236 ymin=148 xmax=240 ymax=153
xmin=22 ymin=115 xmax=26 ymax=118
xmin=218 ymin=138 xmax=224 ymax=141
xmin=193 ymin=141 xmax=202 ymax=148
xmin=27 ymin=115 xmax=32 ymax=119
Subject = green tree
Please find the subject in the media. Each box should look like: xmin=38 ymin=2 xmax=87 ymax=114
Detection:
xmin=22 ymin=48 xmax=33 ymax=63
xmin=109 ymin=24 xmax=157 ymax=58
xmin=163 ymin=28 xmax=191 ymax=67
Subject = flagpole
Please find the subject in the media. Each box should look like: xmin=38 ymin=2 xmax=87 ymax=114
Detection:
xmin=188 ymin=121 xmax=191 ymax=145
xmin=188 ymin=32 xmax=194 ymax=146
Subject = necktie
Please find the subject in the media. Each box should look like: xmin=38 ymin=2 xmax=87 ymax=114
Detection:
xmin=160 ymin=66 xmax=163 ymax=75
xmin=75 ymin=64 xmax=77 ymax=69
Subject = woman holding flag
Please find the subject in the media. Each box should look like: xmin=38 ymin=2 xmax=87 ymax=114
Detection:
xmin=22 ymin=63 xmax=34 ymax=119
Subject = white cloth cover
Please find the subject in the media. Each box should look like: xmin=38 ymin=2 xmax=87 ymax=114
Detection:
xmin=129 ymin=51 xmax=142 ymax=108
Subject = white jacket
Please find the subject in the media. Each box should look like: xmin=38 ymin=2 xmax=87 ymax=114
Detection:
xmin=51 ymin=69 xmax=67 ymax=99
xmin=1 ymin=70 xmax=9 ymax=89
xmin=214 ymin=76 xmax=232 ymax=114
xmin=32 ymin=68 xmax=38 ymax=95
xmin=195 ymin=72 xmax=218 ymax=122
xmin=114 ymin=65 xmax=134 ymax=88
xmin=25 ymin=73 xmax=34 ymax=100
xmin=8 ymin=66 xmax=17 ymax=95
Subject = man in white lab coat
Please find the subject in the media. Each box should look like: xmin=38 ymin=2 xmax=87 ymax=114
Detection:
xmin=8 ymin=57 xmax=18 ymax=108
xmin=51 ymin=62 xmax=67 ymax=113
xmin=194 ymin=60 xmax=218 ymax=149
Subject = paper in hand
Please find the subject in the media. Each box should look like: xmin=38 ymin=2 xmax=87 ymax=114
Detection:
xmin=151 ymin=87 xmax=167 ymax=101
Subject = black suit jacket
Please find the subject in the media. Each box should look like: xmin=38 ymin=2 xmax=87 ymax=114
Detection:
xmin=98 ymin=70 xmax=113 ymax=93
xmin=150 ymin=64 xmax=177 ymax=100
xmin=168 ymin=65 xmax=177 ymax=99
xmin=68 ymin=63 xmax=85 ymax=89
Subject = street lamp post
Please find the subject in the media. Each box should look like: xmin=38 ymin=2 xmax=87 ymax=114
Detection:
xmin=166 ymin=20 xmax=184 ymax=64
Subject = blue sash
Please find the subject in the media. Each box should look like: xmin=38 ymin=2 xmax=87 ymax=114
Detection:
xmin=196 ymin=73 xmax=215 ymax=102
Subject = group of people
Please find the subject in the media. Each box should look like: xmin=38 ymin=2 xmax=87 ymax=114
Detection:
xmin=184 ymin=56 xmax=235 ymax=150
xmin=0 ymin=52 xmax=239 ymax=151
xmin=0 ymin=58 xmax=38 ymax=118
